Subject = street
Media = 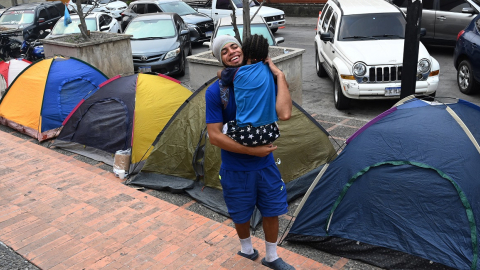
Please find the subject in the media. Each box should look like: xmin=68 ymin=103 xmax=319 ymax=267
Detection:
xmin=183 ymin=25 xmax=480 ymax=122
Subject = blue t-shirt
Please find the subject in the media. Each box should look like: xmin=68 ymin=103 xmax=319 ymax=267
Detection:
xmin=205 ymin=80 xmax=275 ymax=171
xmin=221 ymin=62 xmax=278 ymax=127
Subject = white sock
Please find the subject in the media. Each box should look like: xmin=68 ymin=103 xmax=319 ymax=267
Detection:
xmin=240 ymin=237 xmax=254 ymax=255
xmin=265 ymin=240 xmax=279 ymax=262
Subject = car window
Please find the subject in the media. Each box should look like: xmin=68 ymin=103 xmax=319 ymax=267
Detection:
xmin=319 ymin=3 xmax=328 ymax=21
xmin=476 ymin=16 xmax=480 ymax=30
xmin=38 ymin=8 xmax=47 ymax=20
xmin=0 ymin=10 xmax=35 ymax=24
xmin=125 ymin=19 xmax=176 ymax=39
xmin=158 ymin=2 xmax=198 ymax=16
xmin=322 ymin=7 xmax=333 ymax=32
xmin=52 ymin=17 xmax=96 ymax=34
xmin=103 ymin=14 xmax=112 ymax=25
xmin=132 ymin=4 xmax=145 ymax=14
xmin=339 ymin=13 xmax=406 ymax=41
xmin=216 ymin=0 xmax=230 ymax=9
xmin=328 ymin=13 xmax=337 ymax=42
xmin=216 ymin=24 xmax=275 ymax=45
xmin=147 ymin=4 xmax=160 ymax=13
xmin=439 ymin=0 xmax=473 ymax=12
xmin=47 ymin=6 xmax=60 ymax=18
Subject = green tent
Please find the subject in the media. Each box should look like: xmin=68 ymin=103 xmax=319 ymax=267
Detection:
xmin=128 ymin=78 xmax=337 ymax=225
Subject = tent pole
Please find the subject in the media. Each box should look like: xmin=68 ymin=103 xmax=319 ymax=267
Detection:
xmin=278 ymin=163 xmax=330 ymax=245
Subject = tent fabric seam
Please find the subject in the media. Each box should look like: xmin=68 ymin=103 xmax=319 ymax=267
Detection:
xmin=325 ymin=160 xmax=478 ymax=270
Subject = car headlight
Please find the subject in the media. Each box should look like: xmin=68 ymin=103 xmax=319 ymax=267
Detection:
xmin=280 ymin=14 xmax=284 ymax=19
xmin=353 ymin=62 xmax=367 ymax=77
xmin=164 ymin=47 xmax=181 ymax=60
xmin=417 ymin=58 xmax=431 ymax=74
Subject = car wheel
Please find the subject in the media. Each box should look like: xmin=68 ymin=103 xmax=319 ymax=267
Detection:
xmin=271 ymin=28 xmax=278 ymax=33
xmin=334 ymin=72 xmax=349 ymax=110
xmin=457 ymin=60 xmax=479 ymax=95
xmin=315 ymin=47 xmax=327 ymax=78
xmin=178 ymin=52 xmax=186 ymax=77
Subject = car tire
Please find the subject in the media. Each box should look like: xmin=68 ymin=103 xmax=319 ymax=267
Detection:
xmin=178 ymin=52 xmax=186 ymax=77
xmin=457 ymin=60 xmax=479 ymax=95
xmin=315 ymin=48 xmax=327 ymax=78
xmin=271 ymin=28 xmax=278 ymax=33
xmin=334 ymin=72 xmax=349 ymax=110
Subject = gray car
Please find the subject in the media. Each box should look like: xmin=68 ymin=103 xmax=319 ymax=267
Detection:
xmin=393 ymin=0 xmax=480 ymax=46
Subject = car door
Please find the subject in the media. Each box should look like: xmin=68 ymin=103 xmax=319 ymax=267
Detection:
xmin=323 ymin=11 xmax=338 ymax=78
xmin=436 ymin=0 xmax=478 ymax=43
xmin=36 ymin=7 xmax=50 ymax=39
xmin=45 ymin=6 xmax=60 ymax=33
xmin=175 ymin=14 xmax=189 ymax=54
xmin=470 ymin=17 xmax=480 ymax=80
xmin=213 ymin=0 xmax=234 ymax=21
xmin=393 ymin=0 xmax=436 ymax=41
xmin=146 ymin=3 xmax=161 ymax=14
xmin=318 ymin=6 xmax=334 ymax=75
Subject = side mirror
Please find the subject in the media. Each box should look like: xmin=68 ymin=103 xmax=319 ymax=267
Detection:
xmin=275 ymin=37 xmax=284 ymax=44
xmin=38 ymin=18 xmax=45 ymax=23
xmin=320 ymin=32 xmax=333 ymax=42
xmin=180 ymin=29 xmax=189 ymax=35
xmin=462 ymin=7 xmax=475 ymax=14
xmin=100 ymin=25 xmax=110 ymax=31
xmin=420 ymin=27 xmax=426 ymax=37
xmin=203 ymin=41 xmax=211 ymax=47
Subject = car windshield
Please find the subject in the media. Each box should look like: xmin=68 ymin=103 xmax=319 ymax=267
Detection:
xmin=0 ymin=10 xmax=35 ymax=24
xmin=216 ymin=24 xmax=274 ymax=45
xmin=338 ymin=13 xmax=406 ymax=41
xmin=52 ymin=18 xmax=97 ymax=35
xmin=228 ymin=0 xmax=258 ymax=8
xmin=158 ymin=2 xmax=197 ymax=16
xmin=98 ymin=0 xmax=110 ymax=4
xmin=125 ymin=19 xmax=175 ymax=39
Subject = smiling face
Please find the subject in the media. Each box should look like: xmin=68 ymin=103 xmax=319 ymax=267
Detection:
xmin=220 ymin=42 xmax=244 ymax=67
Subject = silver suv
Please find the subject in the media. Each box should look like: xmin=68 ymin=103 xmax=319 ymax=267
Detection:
xmin=315 ymin=0 xmax=440 ymax=110
xmin=392 ymin=0 xmax=480 ymax=46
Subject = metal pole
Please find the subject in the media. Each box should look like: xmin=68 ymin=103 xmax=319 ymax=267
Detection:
xmin=400 ymin=0 xmax=422 ymax=98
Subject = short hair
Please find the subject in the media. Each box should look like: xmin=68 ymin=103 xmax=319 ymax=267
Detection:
xmin=242 ymin=34 xmax=269 ymax=65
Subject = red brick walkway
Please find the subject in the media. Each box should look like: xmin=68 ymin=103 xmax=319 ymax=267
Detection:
xmin=0 ymin=131 xmax=335 ymax=270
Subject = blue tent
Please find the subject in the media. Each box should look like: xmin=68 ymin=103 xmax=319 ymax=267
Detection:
xmin=285 ymin=98 xmax=480 ymax=270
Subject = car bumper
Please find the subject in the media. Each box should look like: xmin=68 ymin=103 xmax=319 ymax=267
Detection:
xmin=341 ymin=75 xmax=439 ymax=99
xmin=133 ymin=54 xmax=182 ymax=75
xmin=266 ymin=20 xmax=285 ymax=29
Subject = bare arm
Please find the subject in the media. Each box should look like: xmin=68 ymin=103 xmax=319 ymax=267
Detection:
xmin=265 ymin=57 xmax=292 ymax=121
xmin=207 ymin=122 xmax=277 ymax=157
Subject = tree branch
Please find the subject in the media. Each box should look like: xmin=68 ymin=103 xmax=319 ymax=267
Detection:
xmin=250 ymin=0 xmax=264 ymax=21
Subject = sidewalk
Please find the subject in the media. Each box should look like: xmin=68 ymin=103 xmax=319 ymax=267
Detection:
xmin=0 ymin=130 xmax=335 ymax=269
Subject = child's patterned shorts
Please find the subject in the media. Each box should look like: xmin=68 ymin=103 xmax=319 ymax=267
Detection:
xmin=224 ymin=120 xmax=280 ymax=146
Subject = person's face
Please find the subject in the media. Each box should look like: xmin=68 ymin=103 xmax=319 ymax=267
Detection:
xmin=221 ymin=42 xmax=243 ymax=67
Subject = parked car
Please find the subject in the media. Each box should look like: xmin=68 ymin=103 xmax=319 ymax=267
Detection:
xmin=124 ymin=13 xmax=191 ymax=76
xmin=184 ymin=0 xmax=285 ymax=32
xmin=392 ymin=0 xmax=480 ymax=46
xmin=46 ymin=12 xmax=121 ymax=39
xmin=67 ymin=0 xmax=127 ymax=19
xmin=0 ymin=4 xmax=6 ymax=16
xmin=316 ymin=0 xmax=440 ymax=110
xmin=454 ymin=13 xmax=480 ymax=94
xmin=0 ymin=2 xmax=65 ymax=41
xmin=121 ymin=0 xmax=213 ymax=44
xmin=211 ymin=15 xmax=284 ymax=46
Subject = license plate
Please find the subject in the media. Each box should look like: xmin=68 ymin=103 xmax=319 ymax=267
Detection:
xmin=272 ymin=22 xmax=278 ymax=26
xmin=385 ymin=87 xmax=401 ymax=96
xmin=205 ymin=31 xmax=212 ymax=37
xmin=138 ymin=66 xmax=152 ymax=73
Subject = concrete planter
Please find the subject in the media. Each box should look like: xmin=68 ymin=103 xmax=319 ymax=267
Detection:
xmin=187 ymin=46 xmax=305 ymax=105
xmin=42 ymin=32 xmax=134 ymax=78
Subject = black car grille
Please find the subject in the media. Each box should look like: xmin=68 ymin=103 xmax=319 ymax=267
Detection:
xmin=133 ymin=54 xmax=164 ymax=63
xmin=264 ymin=15 xmax=283 ymax=22
xmin=197 ymin=21 xmax=214 ymax=34
xmin=368 ymin=65 xmax=403 ymax=82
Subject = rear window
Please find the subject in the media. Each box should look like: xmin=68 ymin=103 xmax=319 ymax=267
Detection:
xmin=0 ymin=10 xmax=35 ymax=24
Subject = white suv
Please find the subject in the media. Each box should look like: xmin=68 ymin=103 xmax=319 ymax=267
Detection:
xmin=315 ymin=0 xmax=440 ymax=110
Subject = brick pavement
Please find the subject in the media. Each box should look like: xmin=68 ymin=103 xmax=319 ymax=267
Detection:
xmin=0 ymin=130 xmax=337 ymax=269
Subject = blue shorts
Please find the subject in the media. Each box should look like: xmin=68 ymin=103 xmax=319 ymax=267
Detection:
xmin=219 ymin=164 xmax=288 ymax=224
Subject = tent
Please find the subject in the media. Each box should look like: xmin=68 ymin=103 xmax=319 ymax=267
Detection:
xmin=0 ymin=57 xmax=108 ymax=141
xmin=52 ymin=73 xmax=192 ymax=170
xmin=128 ymin=78 xmax=338 ymax=227
xmin=285 ymin=97 xmax=480 ymax=270
xmin=0 ymin=59 xmax=32 ymax=91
